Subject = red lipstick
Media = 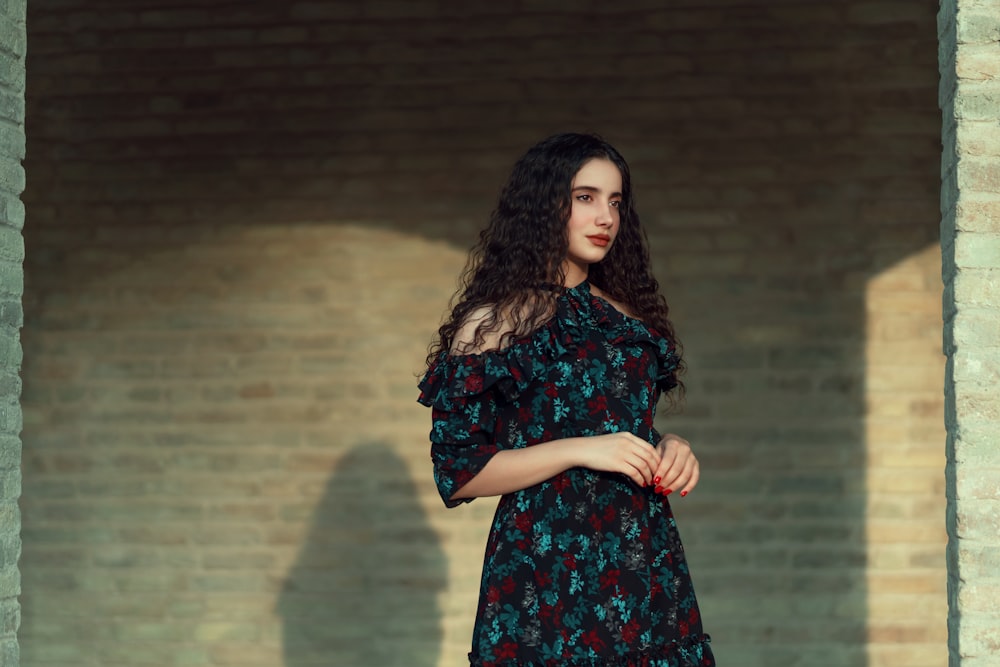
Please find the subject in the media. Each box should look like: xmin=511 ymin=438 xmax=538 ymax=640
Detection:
xmin=587 ymin=235 xmax=611 ymax=247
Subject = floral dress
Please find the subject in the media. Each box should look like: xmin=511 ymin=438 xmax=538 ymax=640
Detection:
xmin=418 ymin=280 xmax=714 ymax=667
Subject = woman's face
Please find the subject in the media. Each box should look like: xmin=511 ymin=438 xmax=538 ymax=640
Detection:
xmin=563 ymin=158 xmax=623 ymax=285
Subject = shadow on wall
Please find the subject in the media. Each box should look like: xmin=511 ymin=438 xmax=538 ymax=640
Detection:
xmin=277 ymin=442 xmax=447 ymax=667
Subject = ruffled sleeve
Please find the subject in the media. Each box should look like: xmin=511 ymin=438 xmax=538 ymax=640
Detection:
xmin=417 ymin=349 xmax=534 ymax=508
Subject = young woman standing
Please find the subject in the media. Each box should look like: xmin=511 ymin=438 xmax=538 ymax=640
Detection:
xmin=419 ymin=133 xmax=714 ymax=667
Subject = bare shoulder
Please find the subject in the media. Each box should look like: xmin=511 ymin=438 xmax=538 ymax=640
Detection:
xmin=450 ymin=305 xmax=513 ymax=355
xmin=450 ymin=295 xmax=556 ymax=355
xmin=590 ymin=285 xmax=642 ymax=322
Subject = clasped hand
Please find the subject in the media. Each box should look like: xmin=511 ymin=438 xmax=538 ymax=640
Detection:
xmin=578 ymin=431 xmax=700 ymax=497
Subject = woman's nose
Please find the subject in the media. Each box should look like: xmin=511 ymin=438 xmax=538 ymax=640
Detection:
xmin=596 ymin=204 xmax=614 ymax=226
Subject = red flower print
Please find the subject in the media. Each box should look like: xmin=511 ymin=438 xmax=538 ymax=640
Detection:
xmin=581 ymin=628 xmax=605 ymax=652
xmin=464 ymin=373 xmax=483 ymax=393
xmin=495 ymin=642 xmax=519 ymax=660
xmin=455 ymin=470 xmax=473 ymax=488
xmin=621 ymin=619 xmax=640 ymax=644
xmin=587 ymin=395 xmax=608 ymax=416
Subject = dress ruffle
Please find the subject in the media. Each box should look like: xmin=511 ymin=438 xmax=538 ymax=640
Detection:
xmin=468 ymin=633 xmax=713 ymax=667
xmin=417 ymin=281 xmax=678 ymax=410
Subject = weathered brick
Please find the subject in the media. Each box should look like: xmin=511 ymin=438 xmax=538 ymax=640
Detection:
xmin=0 ymin=229 xmax=20 ymax=264
xmin=953 ymin=82 xmax=1000 ymax=120
xmin=953 ymin=231 xmax=1000 ymax=268
xmin=954 ymin=467 xmax=1000 ymax=499
xmin=946 ymin=307 xmax=1000 ymax=351
xmin=956 ymin=44 xmax=1000 ymax=81
xmin=956 ymin=10 xmax=1000 ymax=44
xmin=955 ymin=580 xmax=1000 ymax=613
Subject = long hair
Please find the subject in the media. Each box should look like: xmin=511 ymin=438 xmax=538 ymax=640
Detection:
xmin=427 ymin=133 xmax=684 ymax=391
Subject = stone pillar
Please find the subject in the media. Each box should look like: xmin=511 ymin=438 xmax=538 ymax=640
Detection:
xmin=0 ymin=0 xmax=25 ymax=665
xmin=939 ymin=1 xmax=1000 ymax=665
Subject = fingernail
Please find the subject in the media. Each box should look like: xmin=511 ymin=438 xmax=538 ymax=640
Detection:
xmin=655 ymin=486 xmax=663 ymax=494
xmin=680 ymin=490 xmax=688 ymax=497
xmin=653 ymin=476 xmax=661 ymax=484
xmin=665 ymin=489 xmax=673 ymax=496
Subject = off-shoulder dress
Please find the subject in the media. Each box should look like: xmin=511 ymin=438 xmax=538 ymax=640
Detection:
xmin=418 ymin=280 xmax=714 ymax=667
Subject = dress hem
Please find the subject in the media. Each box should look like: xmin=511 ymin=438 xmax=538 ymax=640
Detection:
xmin=467 ymin=633 xmax=713 ymax=667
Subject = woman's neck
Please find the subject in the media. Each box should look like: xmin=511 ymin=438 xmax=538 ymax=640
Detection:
xmin=561 ymin=260 xmax=589 ymax=288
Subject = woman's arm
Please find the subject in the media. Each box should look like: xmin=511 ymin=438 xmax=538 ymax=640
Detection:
xmin=450 ymin=431 xmax=662 ymax=501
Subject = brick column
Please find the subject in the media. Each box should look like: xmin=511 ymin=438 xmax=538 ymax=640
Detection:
xmin=939 ymin=1 xmax=1000 ymax=664
xmin=0 ymin=0 xmax=25 ymax=665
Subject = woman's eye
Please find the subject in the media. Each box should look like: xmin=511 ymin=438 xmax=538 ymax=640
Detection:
xmin=610 ymin=200 xmax=621 ymax=208
xmin=576 ymin=194 xmax=592 ymax=202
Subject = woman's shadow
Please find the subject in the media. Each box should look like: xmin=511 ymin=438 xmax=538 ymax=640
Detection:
xmin=277 ymin=442 xmax=447 ymax=666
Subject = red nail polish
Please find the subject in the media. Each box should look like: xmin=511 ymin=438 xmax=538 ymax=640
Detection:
xmin=653 ymin=476 xmax=661 ymax=485
xmin=680 ymin=490 xmax=688 ymax=497
xmin=655 ymin=486 xmax=663 ymax=494
xmin=665 ymin=489 xmax=673 ymax=496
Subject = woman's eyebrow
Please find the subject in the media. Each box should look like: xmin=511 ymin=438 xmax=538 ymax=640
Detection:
xmin=572 ymin=185 xmax=623 ymax=197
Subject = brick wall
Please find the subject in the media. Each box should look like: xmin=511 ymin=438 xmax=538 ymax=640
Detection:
xmin=0 ymin=0 xmax=25 ymax=665
xmin=19 ymin=2 xmax=946 ymax=666
xmin=938 ymin=1 xmax=1000 ymax=665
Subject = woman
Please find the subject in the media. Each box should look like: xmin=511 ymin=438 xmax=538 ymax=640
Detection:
xmin=418 ymin=133 xmax=714 ymax=667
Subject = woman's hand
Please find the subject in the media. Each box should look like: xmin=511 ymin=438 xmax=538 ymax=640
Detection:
xmin=652 ymin=433 xmax=700 ymax=498
xmin=576 ymin=432 xmax=662 ymax=488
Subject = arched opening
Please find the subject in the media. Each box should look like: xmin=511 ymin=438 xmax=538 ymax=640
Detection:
xmin=17 ymin=3 xmax=950 ymax=665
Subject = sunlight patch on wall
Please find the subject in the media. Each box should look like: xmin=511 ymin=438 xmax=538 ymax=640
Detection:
xmin=21 ymin=220 xmax=481 ymax=667
xmin=863 ymin=243 xmax=947 ymax=667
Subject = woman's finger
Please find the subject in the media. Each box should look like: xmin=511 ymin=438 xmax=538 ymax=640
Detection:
xmin=625 ymin=456 xmax=652 ymax=486
xmin=658 ymin=460 xmax=695 ymax=496
xmin=662 ymin=456 xmax=699 ymax=497
xmin=680 ymin=460 xmax=700 ymax=496
xmin=628 ymin=451 xmax=656 ymax=486
xmin=653 ymin=452 xmax=675 ymax=487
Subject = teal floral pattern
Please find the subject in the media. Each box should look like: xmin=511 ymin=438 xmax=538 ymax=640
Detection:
xmin=418 ymin=281 xmax=714 ymax=667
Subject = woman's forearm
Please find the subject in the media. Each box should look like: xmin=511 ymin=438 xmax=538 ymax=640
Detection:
xmin=450 ymin=437 xmax=587 ymax=501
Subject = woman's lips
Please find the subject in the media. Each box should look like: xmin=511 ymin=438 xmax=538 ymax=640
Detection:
xmin=587 ymin=235 xmax=611 ymax=247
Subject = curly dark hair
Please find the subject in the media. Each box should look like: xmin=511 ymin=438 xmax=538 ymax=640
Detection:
xmin=427 ymin=132 xmax=683 ymax=391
